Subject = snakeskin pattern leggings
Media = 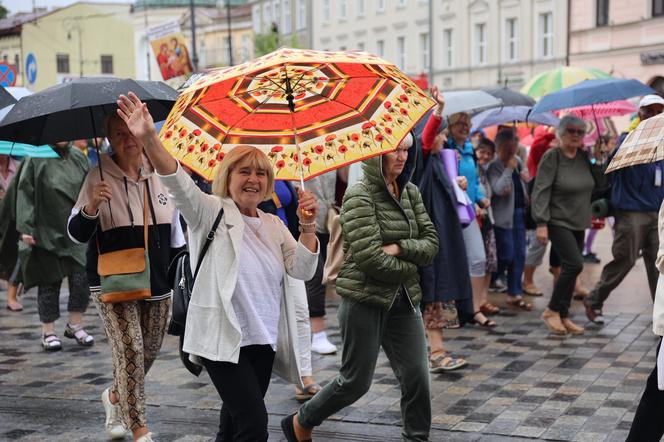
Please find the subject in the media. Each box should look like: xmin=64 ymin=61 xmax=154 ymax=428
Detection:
xmin=92 ymin=290 xmax=171 ymax=430
xmin=37 ymin=271 xmax=90 ymax=323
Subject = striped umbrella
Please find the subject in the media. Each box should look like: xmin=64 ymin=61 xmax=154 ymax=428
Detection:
xmin=521 ymin=67 xmax=612 ymax=100
xmin=159 ymin=47 xmax=435 ymax=183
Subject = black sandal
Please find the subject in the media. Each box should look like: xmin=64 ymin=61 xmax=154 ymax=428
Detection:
xmin=473 ymin=311 xmax=497 ymax=328
xmin=281 ymin=413 xmax=312 ymax=442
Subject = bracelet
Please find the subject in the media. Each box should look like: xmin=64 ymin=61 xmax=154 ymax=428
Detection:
xmin=299 ymin=225 xmax=316 ymax=234
xmin=299 ymin=221 xmax=316 ymax=227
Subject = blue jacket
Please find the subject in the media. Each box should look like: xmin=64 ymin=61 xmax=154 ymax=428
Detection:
xmin=444 ymin=139 xmax=485 ymax=204
xmin=610 ymin=133 xmax=664 ymax=212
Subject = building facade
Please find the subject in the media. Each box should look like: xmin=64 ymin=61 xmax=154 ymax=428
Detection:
xmin=19 ymin=2 xmax=136 ymax=91
xmin=569 ymin=0 xmax=664 ymax=95
xmin=249 ymin=0 xmax=313 ymax=53
xmin=309 ymin=0 xmax=568 ymax=90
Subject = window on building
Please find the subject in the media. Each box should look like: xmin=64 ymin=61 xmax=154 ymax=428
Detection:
xmin=505 ymin=18 xmax=519 ymax=61
xmin=296 ymin=0 xmax=306 ymax=30
xmin=653 ymin=0 xmax=664 ymax=16
xmin=397 ymin=36 xmax=406 ymax=70
xmin=443 ymin=28 xmax=453 ymax=67
xmin=539 ymin=12 xmax=553 ymax=58
xmin=397 ymin=0 xmax=407 ymax=7
xmin=13 ymin=53 xmax=19 ymax=73
xmin=420 ymin=32 xmax=429 ymax=72
xmin=283 ymin=0 xmax=291 ymax=33
xmin=100 ymin=55 xmax=113 ymax=74
xmin=263 ymin=2 xmax=272 ymax=32
xmin=377 ymin=0 xmax=386 ymax=12
xmin=474 ymin=22 xmax=486 ymax=65
xmin=273 ymin=0 xmax=281 ymax=31
xmin=357 ymin=42 xmax=365 ymax=51
xmin=357 ymin=0 xmax=365 ymax=17
xmin=252 ymin=5 xmax=261 ymax=33
xmin=56 ymin=53 xmax=70 ymax=74
xmin=339 ymin=0 xmax=347 ymax=19
xmin=377 ymin=39 xmax=385 ymax=57
xmin=323 ymin=0 xmax=331 ymax=22
xmin=241 ymin=34 xmax=251 ymax=61
xmin=596 ymin=0 xmax=609 ymax=26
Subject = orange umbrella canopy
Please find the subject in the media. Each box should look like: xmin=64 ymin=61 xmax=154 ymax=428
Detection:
xmin=159 ymin=48 xmax=435 ymax=181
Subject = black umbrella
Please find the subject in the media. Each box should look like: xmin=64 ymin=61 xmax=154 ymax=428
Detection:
xmin=0 ymin=77 xmax=177 ymax=146
xmin=0 ymin=87 xmax=17 ymax=110
xmin=482 ymin=87 xmax=536 ymax=107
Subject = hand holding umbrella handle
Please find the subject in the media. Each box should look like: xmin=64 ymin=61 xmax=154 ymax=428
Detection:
xmin=296 ymin=189 xmax=318 ymax=227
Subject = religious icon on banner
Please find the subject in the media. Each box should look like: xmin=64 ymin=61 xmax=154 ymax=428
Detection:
xmin=147 ymin=21 xmax=193 ymax=82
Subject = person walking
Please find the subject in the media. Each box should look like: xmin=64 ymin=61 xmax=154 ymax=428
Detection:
xmin=0 ymin=154 xmax=22 ymax=311
xmin=282 ymin=133 xmax=439 ymax=442
xmin=16 ymin=142 xmax=93 ymax=351
xmin=488 ymin=130 xmax=529 ymax=312
xmin=626 ymin=198 xmax=664 ymax=441
xmin=68 ymin=113 xmax=186 ymax=442
xmin=116 ymin=92 xmax=319 ymax=442
xmin=585 ymin=95 xmax=664 ymax=324
xmin=531 ymin=116 xmax=607 ymax=335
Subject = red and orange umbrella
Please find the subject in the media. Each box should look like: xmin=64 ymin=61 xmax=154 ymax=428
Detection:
xmin=159 ymin=48 xmax=435 ymax=182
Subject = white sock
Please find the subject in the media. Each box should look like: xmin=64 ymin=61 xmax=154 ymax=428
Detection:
xmin=312 ymin=331 xmax=327 ymax=342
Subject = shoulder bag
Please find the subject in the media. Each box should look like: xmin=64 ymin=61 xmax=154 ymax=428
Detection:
xmin=98 ymin=188 xmax=151 ymax=303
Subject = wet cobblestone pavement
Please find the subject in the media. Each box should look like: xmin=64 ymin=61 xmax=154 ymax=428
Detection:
xmin=0 ymin=231 xmax=657 ymax=441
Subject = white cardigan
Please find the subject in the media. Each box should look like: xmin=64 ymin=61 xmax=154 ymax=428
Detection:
xmin=158 ymin=166 xmax=318 ymax=384
xmin=653 ymin=200 xmax=664 ymax=336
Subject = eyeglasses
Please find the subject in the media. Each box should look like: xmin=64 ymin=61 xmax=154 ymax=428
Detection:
xmin=565 ymin=128 xmax=586 ymax=136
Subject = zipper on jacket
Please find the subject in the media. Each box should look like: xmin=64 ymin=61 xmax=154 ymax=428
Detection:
xmin=387 ymin=287 xmax=400 ymax=311
xmin=401 ymin=284 xmax=417 ymax=312
xmin=123 ymin=177 xmax=134 ymax=228
xmin=387 ymin=187 xmax=414 ymax=238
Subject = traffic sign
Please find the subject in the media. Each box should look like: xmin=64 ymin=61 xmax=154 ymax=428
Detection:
xmin=0 ymin=62 xmax=16 ymax=87
xmin=25 ymin=53 xmax=37 ymax=85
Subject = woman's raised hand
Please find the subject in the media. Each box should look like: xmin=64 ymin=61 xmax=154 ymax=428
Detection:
xmin=117 ymin=92 xmax=155 ymax=143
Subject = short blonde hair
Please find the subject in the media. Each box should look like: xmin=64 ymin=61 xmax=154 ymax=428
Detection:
xmin=211 ymin=145 xmax=275 ymax=200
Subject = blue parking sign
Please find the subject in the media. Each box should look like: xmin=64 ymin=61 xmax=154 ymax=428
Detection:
xmin=26 ymin=53 xmax=37 ymax=85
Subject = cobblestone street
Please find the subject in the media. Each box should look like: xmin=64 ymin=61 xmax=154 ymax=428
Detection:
xmin=0 ymin=231 xmax=658 ymax=441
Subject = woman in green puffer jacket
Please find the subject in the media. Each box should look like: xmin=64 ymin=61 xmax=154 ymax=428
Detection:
xmin=283 ymin=133 xmax=439 ymax=442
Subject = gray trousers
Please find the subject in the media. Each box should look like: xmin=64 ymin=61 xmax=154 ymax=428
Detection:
xmin=298 ymin=293 xmax=431 ymax=441
xmin=589 ymin=210 xmax=659 ymax=309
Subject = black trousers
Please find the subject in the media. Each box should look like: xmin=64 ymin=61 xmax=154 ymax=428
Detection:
xmin=547 ymin=225 xmax=584 ymax=318
xmin=627 ymin=338 xmax=664 ymax=442
xmin=202 ymin=345 xmax=276 ymax=442
xmin=305 ymin=232 xmax=330 ymax=318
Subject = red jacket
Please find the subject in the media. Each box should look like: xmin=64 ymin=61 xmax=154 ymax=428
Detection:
xmin=527 ymin=132 xmax=556 ymax=178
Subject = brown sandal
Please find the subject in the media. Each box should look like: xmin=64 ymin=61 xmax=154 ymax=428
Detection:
xmin=480 ymin=302 xmax=500 ymax=316
xmin=506 ymin=298 xmax=533 ymax=311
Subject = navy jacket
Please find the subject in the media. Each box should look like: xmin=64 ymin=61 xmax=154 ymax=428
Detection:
xmin=610 ymin=132 xmax=664 ymax=212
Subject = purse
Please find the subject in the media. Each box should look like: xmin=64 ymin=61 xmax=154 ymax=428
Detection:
xmin=98 ymin=188 xmax=151 ymax=304
xmin=167 ymin=207 xmax=224 ymax=377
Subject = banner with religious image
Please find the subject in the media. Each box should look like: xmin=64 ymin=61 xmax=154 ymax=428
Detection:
xmin=147 ymin=21 xmax=193 ymax=82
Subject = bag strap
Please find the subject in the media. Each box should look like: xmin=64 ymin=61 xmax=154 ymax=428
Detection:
xmin=193 ymin=206 xmax=224 ymax=280
xmin=95 ymin=185 xmax=149 ymax=253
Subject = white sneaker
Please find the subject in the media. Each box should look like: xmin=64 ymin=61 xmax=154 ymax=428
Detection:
xmin=136 ymin=432 xmax=155 ymax=442
xmin=311 ymin=332 xmax=337 ymax=355
xmin=101 ymin=388 xmax=127 ymax=439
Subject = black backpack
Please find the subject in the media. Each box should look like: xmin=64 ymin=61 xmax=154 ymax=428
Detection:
xmin=167 ymin=207 xmax=224 ymax=376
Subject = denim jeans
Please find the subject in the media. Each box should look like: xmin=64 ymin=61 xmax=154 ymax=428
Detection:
xmin=493 ymin=208 xmax=526 ymax=296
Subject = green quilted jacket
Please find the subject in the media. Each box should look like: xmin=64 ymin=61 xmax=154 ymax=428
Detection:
xmin=336 ymin=152 xmax=439 ymax=309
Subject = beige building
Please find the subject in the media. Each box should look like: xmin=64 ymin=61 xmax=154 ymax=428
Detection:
xmin=16 ymin=2 xmax=135 ymax=91
xmin=569 ymin=0 xmax=664 ymax=95
xmin=309 ymin=0 xmax=568 ymax=90
xmin=249 ymin=0 xmax=313 ymax=52
xmin=0 ymin=11 xmax=50 ymax=87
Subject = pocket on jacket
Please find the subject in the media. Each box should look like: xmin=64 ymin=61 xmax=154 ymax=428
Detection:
xmin=184 ymin=303 xmax=224 ymax=357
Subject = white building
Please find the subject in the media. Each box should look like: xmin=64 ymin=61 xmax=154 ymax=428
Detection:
xmin=248 ymin=0 xmax=313 ymax=52
xmin=309 ymin=0 xmax=569 ymax=90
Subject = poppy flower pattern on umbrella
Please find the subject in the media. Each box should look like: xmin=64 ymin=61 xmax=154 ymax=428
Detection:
xmin=159 ymin=48 xmax=435 ymax=181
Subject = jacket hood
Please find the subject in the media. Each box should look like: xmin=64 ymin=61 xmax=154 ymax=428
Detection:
xmin=99 ymin=153 xmax=155 ymax=182
xmin=361 ymin=132 xmax=418 ymax=195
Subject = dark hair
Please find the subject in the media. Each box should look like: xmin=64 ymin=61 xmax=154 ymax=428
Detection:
xmin=494 ymin=129 xmax=517 ymax=149
xmin=475 ymin=137 xmax=495 ymax=153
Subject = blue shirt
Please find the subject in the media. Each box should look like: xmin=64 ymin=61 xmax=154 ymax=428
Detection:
xmin=445 ymin=139 xmax=485 ymax=204
xmin=273 ymin=181 xmax=294 ymax=225
xmin=610 ymin=133 xmax=664 ymax=212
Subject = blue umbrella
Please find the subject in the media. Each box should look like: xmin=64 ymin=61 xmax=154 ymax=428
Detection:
xmin=0 ymin=140 xmax=57 ymax=158
xmin=532 ymin=78 xmax=654 ymax=114
xmin=471 ymin=105 xmax=559 ymax=131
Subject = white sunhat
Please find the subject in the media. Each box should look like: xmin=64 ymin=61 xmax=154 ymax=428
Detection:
xmin=638 ymin=94 xmax=664 ymax=108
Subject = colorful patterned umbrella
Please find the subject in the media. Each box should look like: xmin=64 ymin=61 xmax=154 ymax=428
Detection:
xmin=606 ymin=113 xmax=664 ymax=173
xmin=521 ymin=67 xmax=612 ymax=100
xmin=159 ymin=47 xmax=435 ymax=182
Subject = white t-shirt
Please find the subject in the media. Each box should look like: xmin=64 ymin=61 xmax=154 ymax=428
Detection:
xmin=231 ymin=214 xmax=284 ymax=349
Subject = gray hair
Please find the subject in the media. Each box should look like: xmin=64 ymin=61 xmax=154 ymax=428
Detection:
xmin=556 ymin=115 xmax=587 ymax=138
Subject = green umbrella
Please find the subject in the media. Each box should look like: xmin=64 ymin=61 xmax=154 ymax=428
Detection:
xmin=0 ymin=140 xmax=57 ymax=158
xmin=521 ymin=67 xmax=612 ymax=100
